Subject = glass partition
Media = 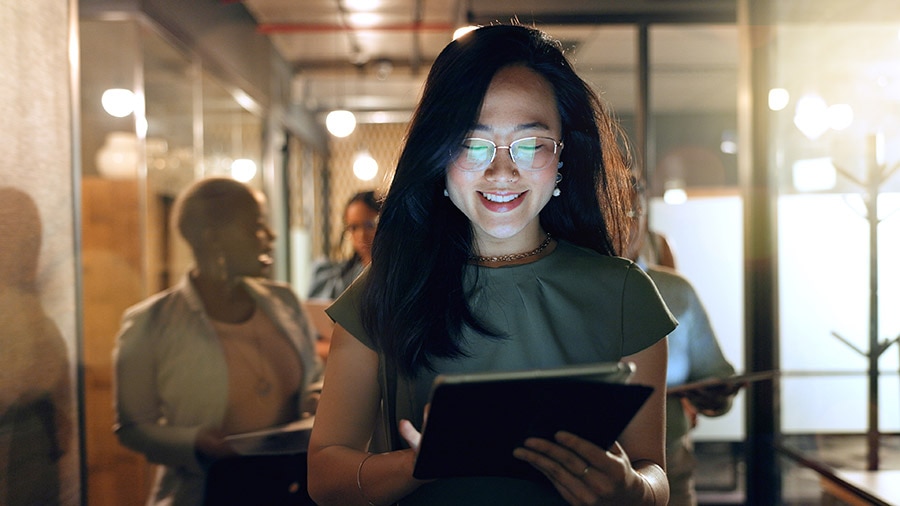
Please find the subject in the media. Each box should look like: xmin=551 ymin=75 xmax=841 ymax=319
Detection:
xmin=648 ymin=21 xmax=743 ymax=434
xmin=79 ymin=16 xmax=266 ymax=506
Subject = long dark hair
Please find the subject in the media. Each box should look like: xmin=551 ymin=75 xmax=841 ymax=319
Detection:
xmin=361 ymin=24 xmax=634 ymax=377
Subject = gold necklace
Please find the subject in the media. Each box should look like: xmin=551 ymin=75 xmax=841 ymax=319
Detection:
xmin=471 ymin=233 xmax=552 ymax=264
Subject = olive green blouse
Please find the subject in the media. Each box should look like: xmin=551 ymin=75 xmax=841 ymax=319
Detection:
xmin=327 ymin=239 xmax=676 ymax=505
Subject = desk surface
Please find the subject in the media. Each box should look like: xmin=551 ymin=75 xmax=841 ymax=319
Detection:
xmin=777 ymin=439 xmax=900 ymax=506
xmin=833 ymin=469 xmax=900 ymax=504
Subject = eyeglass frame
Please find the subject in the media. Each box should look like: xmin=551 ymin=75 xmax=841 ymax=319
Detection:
xmin=451 ymin=136 xmax=564 ymax=172
xmin=343 ymin=219 xmax=378 ymax=235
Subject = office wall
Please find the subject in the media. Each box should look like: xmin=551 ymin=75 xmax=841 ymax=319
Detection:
xmin=0 ymin=1 xmax=82 ymax=504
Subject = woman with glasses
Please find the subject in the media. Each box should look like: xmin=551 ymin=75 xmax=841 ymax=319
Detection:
xmin=307 ymin=190 xmax=382 ymax=300
xmin=308 ymin=24 xmax=675 ymax=506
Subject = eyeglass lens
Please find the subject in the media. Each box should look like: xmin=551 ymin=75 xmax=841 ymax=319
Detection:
xmin=455 ymin=137 xmax=560 ymax=172
xmin=345 ymin=221 xmax=377 ymax=234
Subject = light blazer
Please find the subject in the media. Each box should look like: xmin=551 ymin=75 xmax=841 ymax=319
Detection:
xmin=113 ymin=274 xmax=322 ymax=506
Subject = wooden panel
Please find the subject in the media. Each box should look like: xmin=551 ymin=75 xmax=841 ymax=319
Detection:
xmin=81 ymin=177 xmax=152 ymax=506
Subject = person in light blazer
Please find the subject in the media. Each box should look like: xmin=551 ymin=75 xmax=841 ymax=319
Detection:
xmin=113 ymin=178 xmax=321 ymax=506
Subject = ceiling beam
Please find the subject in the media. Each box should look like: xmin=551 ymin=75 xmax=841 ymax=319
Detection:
xmin=257 ymin=22 xmax=455 ymax=34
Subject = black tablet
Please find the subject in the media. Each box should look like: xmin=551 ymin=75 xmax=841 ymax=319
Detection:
xmin=412 ymin=362 xmax=654 ymax=481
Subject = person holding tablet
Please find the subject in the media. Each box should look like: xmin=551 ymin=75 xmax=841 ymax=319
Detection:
xmin=307 ymin=24 xmax=675 ymax=506
xmin=113 ymin=178 xmax=321 ymax=505
xmin=624 ymin=177 xmax=740 ymax=506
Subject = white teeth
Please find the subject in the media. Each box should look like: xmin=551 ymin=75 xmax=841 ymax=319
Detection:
xmin=258 ymin=253 xmax=273 ymax=265
xmin=481 ymin=192 xmax=520 ymax=203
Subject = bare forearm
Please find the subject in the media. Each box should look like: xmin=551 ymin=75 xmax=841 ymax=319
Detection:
xmin=308 ymin=446 xmax=423 ymax=506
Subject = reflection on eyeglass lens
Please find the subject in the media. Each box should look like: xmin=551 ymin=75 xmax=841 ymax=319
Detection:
xmin=454 ymin=136 xmax=562 ymax=172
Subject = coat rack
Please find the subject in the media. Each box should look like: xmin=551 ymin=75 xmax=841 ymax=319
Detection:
xmin=830 ymin=134 xmax=900 ymax=471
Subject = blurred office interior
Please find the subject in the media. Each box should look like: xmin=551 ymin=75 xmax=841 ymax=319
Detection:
xmin=2 ymin=0 xmax=900 ymax=503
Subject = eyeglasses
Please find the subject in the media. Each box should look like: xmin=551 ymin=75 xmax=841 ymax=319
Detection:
xmin=344 ymin=220 xmax=377 ymax=234
xmin=452 ymin=136 xmax=564 ymax=172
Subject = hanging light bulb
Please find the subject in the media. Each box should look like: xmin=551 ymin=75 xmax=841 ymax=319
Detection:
xmin=101 ymin=88 xmax=136 ymax=117
xmin=326 ymin=109 xmax=357 ymax=137
xmin=353 ymin=151 xmax=378 ymax=181
xmin=231 ymin=159 xmax=257 ymax=182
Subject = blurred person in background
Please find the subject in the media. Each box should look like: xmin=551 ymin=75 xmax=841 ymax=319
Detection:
xmin=625 ymin=176 xmax=739 ymax=506
xmin=307 ymin=190 xmax=381 ymax=300
xmin=113 ymin=178 xmax=321 ymax=505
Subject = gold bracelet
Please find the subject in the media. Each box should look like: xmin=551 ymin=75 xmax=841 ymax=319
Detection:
xmin=356 ymin=452 xmax=379 ymax=506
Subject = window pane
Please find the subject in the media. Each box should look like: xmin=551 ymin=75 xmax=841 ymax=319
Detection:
xmin=772 ymin=1 xmax=900 ymax=434
xmin=649 ymin=24 xmax=744 ymax=442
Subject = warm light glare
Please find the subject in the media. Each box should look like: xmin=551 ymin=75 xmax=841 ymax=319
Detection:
xmin=793 ymin=94 xmax=829 ymax=140
xmin=101 ymin=88 xmax=136 ymax=117
xmin=453 ymin=26 xmax=478 ymax=40
xmin=344 ymin=0 xmax=379 ymax=10
xmin=234 ymin=90 xmax=256 ymax=112
xmin=663 ymin=188 xmax=688 ymax=205
xmin=792 ymin=157 xmax=836 ymax=192
xmin=720 ymin=131 xmax=737 ymax=155
xmin=768 ymin=88 xmax=790 ymax=111
xmin=348 ymin=12 xmax=380 ymax=27
xmin=720 ymin=140 xmax=738 ymax=155
xmin=827 ymin=104 xmax=854 ymax=131
xmin=326 ymin=110 xmax=357 ymax=137
xmin=231 ymin=159 xmax=257 ymax=182
xmin=353 ymin=152 xmax=378 ymax=181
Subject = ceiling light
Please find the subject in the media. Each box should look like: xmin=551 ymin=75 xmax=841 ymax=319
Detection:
xmin=231 ymin=159 xmax=257 ymax=182
xmin=768 ymin=88 xmax=790 ymax=111
xmin=348 ymin=12 xmax=379 ymax=28
xmin=353 ymin=151 xmax=378 ymax=181
xmin=101 ymin=88 xmax=136 ymax=117
xmin=326 ymin=110 xmax=357 ymax=137
xmin=793 ymin=94 xmax=829 ymax=140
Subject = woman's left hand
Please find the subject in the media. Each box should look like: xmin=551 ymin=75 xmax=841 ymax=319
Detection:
xmin=513 ymin=431 xmax=648 ymax=505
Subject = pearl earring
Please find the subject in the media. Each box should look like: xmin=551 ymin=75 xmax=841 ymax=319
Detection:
xmin=443 ymin=188 xmax=449 ymax=197
xmin=552 ymin=171 xmax=562 ymax=197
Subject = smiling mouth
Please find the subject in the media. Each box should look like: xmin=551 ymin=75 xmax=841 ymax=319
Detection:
xmin=258 ymin=252 xmax=273 ymax=266
xmin=480 ymin=191 xmax=522 ymax=203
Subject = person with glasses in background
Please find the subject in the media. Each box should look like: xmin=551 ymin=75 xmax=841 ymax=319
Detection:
xmin=306 ymin=191 xmax=381 ymax=361
xmin=307 ymin=23 xmax=675 ymax=506
xmin=307 ymin=190 xmax=381 ymax=300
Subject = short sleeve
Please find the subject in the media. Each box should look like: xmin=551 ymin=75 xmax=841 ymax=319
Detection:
xmin=325 ymin=270 xmax=375 ymax=349
xmin=621 ymin=262 xmax=677 ymax=356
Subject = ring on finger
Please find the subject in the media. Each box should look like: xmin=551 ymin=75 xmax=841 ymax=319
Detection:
xmin=582 ymin=465 xmax=591 ymax=476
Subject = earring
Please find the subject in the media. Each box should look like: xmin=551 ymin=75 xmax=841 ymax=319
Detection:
xmin=443 ymin=188 xmax=449 ymax=197
xmin=553 ymin=172 xmax=562 ymax=197
xmin=558 ymin=161 xmax=564 ymax=169
xmin=214 ymin=252 xmax=229 ymax=282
